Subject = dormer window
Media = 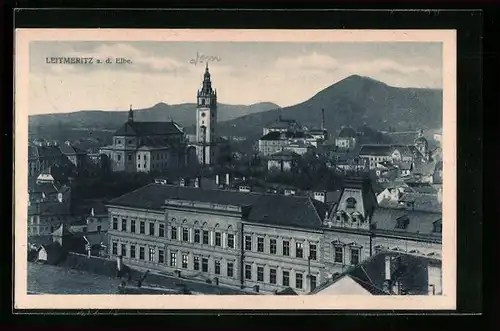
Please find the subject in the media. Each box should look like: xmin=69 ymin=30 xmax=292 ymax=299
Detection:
xmin=346 ymin=197 xmax=357 ymax=209
xmin=395 ymin=215 xmax=410 ymax=229
xmin=433 ymin=220 xmax=442 ymax=233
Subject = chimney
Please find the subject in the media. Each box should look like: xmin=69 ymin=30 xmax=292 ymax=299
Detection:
xmin=385 ymin=255 xmax=391 ymax=282
xmin=321 ymin=108 xmax=325 ymax=130
xmin=215 ymin=174 xmax=220 ymax=185
xmin=65 ymin=140 xmax=71 ymax=146
xmin=90 ymin=208 xmax=95 ymax=217
xmin=226 ymin=173 xmax=230 ymax=186
xmin=179 ymin=178 xmax=185 ymax=187
xmin=116 ymin=255 xmax=123 ymax=272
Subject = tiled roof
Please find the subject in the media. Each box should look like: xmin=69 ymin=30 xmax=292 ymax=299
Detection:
xmin=312 ymin=251 xmax=441 ymax=295
xmin=266 ymin=117 xmax=301 ymax=129
xmin=359 ymin=144 xmax=392 ymax=157
xmin=372 ymin=207 xmax=441 ymax=239
xmin=29 ymin=145 xmax=64 ymax=159
xmin=107 ymin=184 xmax=324 ymax=230
xmin=59 ymin=144 xmax=86 ymax=155
xmin=338 ymin=127 xmax=357 ymax=138
xmin=268 ymin=150 xmax=301 ymax=160
xmin=115 ymin=121 xmax=183 ymax=137
xmin=259 ymin=131 xmax=309 ymax=141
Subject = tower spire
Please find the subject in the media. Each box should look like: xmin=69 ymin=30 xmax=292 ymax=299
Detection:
xmin=128 ymin=104 xmax=134 ymax=122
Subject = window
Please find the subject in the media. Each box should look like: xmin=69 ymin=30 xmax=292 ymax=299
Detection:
xmin=202 ymin=258 xmax=208 ymax=272
xmin=130 ymin=245 xmax=136 ymax=258
xmin=121 ymin=219 xmax=127 ymax=231
xmin=128 ymin=154 xmax=132 ymax=161
xmin=296 ymin=242 xmax=304 ymax=258
xmin=396 ymin=215 xmax=410 ymax=229
xmin=149 ymin=223 xmax=155 ymax=236
xmin=282 ymin=271 xmax=290 ymax=287
xmin=140 ymin=221 xmax=145 ymax=234
xmin=270 ymin=239 xmax=277 ymax=254
xmin=128 ymin=140 xmax=132 ymax=144
xmin=117 ymin=154 xmax=121 ymax=161
xmin=283 ymin=240 xmax=290 ymax=256
xmin=170 ymin=252 xmax=177 ymax=267
xmin=112 ymin=218 xmax=118 ymax=230
xmin=149 ymin=247 xmax=155 ymax=262
xmin=433 ymin=220 xmax=442 ymax=233
xmin=194 ymin=229 xmax=200 ymax=243
xmin=139 ymin=247 xmax=145 ymax=260
xmin=182 ymin=254 xmax=188 ymax=268
xmin=183 ymin=228 xmax=189 ymax=241
xmin=227 ymin=262 xmax=234 ymax=277
xmin=130 ymin=220 xmax=136 ymax=233
xmin=158 ymin=249 xmax=164 ymax=263
xmin=137 ymin=155 xmax=140 ymax=160
xmin=351 ymin=248 xmax=360 ymax=265
xmin=245 ymin=235 xmax=252 ymax=251
xmin=159 ymin=224 xmax=165 ymax=237
xmin=257 ymin=266 xmax=264 ymax=282
xmin=257 ymin=237 xmax=264 ymax=252
xmin=171 ymin=226 xmax=177 ymax=240
xmin=121 ymin=244 xmax=126 ymax=257
xmin=269 ymin=268 xmax=277 ymax=284
xmin=296 ymin=272 xmax=303 ymax=289
xmin=310 ymin=275 xmax=317 ymax=291
xmin=215 ymin=232 xmax=222 ymax=246
xmin=112 ymin=242 xmax=118 ymax=255
xmin=346 ymin=197 xmax=357 ymax=209
xmin=202 ymin=230 xmax=209 ymax=244
xmin=309 ymin=244 xmax=317 ymax=260
xmin=334 ymin=246 xmax=343 ymax=263
xmin=227 ymin=234 xmax=234 ymax=248
xmin=97 ymin=225 xmax=102 ymax=233
xmin=245 ymin=264 xmax=252 ymax=280
xmin=215 ymin=260 xmax=221 ymax=275
xmin=194 ymin=256 xmax=200 ymax=271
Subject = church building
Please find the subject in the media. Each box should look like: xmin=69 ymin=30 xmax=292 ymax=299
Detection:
xmin=195 ymin=63 xmax=224 ymax=166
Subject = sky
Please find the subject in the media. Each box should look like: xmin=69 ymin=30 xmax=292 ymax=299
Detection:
xmin=29 ymin=41 xmax=442 ymax=115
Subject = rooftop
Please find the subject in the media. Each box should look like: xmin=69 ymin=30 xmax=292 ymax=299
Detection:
xmin=107 ymin=183 xmax=325 ymax=230
xmin=115 ymin=121 xmax=183 ymax=137
xmin=372 ymin=207 xmax=442 ymax=239
xmin=338 ymin=127 xmax=357 ymax=138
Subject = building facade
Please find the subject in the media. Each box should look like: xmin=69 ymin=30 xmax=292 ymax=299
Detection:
xmin=105 ymin=177 xmax=442 ymax=295
xmin=195 ymin=64 xmax=218 ymax=165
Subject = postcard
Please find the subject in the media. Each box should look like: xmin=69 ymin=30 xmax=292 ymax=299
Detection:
xmin=14 ymin=28 xmax=456 ymax=310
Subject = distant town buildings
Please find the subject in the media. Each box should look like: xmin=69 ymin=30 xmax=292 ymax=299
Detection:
xmin=335 ymin=127 xmax=357 ymax=151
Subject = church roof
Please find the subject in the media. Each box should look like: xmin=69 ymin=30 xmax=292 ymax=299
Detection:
xmin=115 ymin=121 xmax=183 ymax=137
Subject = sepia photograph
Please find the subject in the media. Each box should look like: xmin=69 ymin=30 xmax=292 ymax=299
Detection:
xmin=14 ymin=29 xmax=457 ymax=310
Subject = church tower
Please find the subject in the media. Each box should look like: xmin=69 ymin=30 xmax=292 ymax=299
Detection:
xmin=196 ymin=63 xmax=218 ymax=165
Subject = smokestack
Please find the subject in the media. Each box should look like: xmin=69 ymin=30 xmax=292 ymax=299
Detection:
xmin=226 ymin=173 xmax=230 ymax=186
xmin=215 ymin=174 xmax=220 ymax=185
xmin=321 ymin=108 xmax=325 ymax=130
xmin=385 ymin=255 xmax=391 ymax=282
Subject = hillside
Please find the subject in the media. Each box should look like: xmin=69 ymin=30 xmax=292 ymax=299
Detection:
xmin=29 ymin=102 xmax=281 ymax=130
xmin=218 ymin=75 xmax=442 ymax=139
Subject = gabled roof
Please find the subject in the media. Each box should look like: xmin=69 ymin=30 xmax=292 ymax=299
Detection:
xmin=259 ymin=131 xmax=309 ymax=141
xmin=107 ymin=183 xmax=324 ymax=230
xmin=275 ymin=287 xmax=298 ymax=295
xmin=338 ymin=127 xmax=357 ymax=138
xmin=51 ymin=224 xmax=74 ymax=237
xmin=59 ymin=143 xmax=86 ymax=156
xmin=359 ymin=144 xmax=393 ymax=157
xmin=265 ymin=117 xmax=301 ymax=130
xmin=115 ymin=121 xmax=183 ymax=137
xmin=28 ymin=145 xmax=64 ymax=159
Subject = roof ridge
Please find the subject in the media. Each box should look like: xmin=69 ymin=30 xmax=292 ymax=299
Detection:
xmin=108 ymin=183 xmax=157 ymax=204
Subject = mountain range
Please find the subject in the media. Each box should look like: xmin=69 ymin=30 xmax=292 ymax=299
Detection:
xmin=29 ymin=75 xmax=442 ymax=140
xmin=29 ymin=102 xmax=281 ymax=130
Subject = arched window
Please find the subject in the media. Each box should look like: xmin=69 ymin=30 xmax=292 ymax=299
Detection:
xmin=346 ymin=197 xmax=357 ymax=209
